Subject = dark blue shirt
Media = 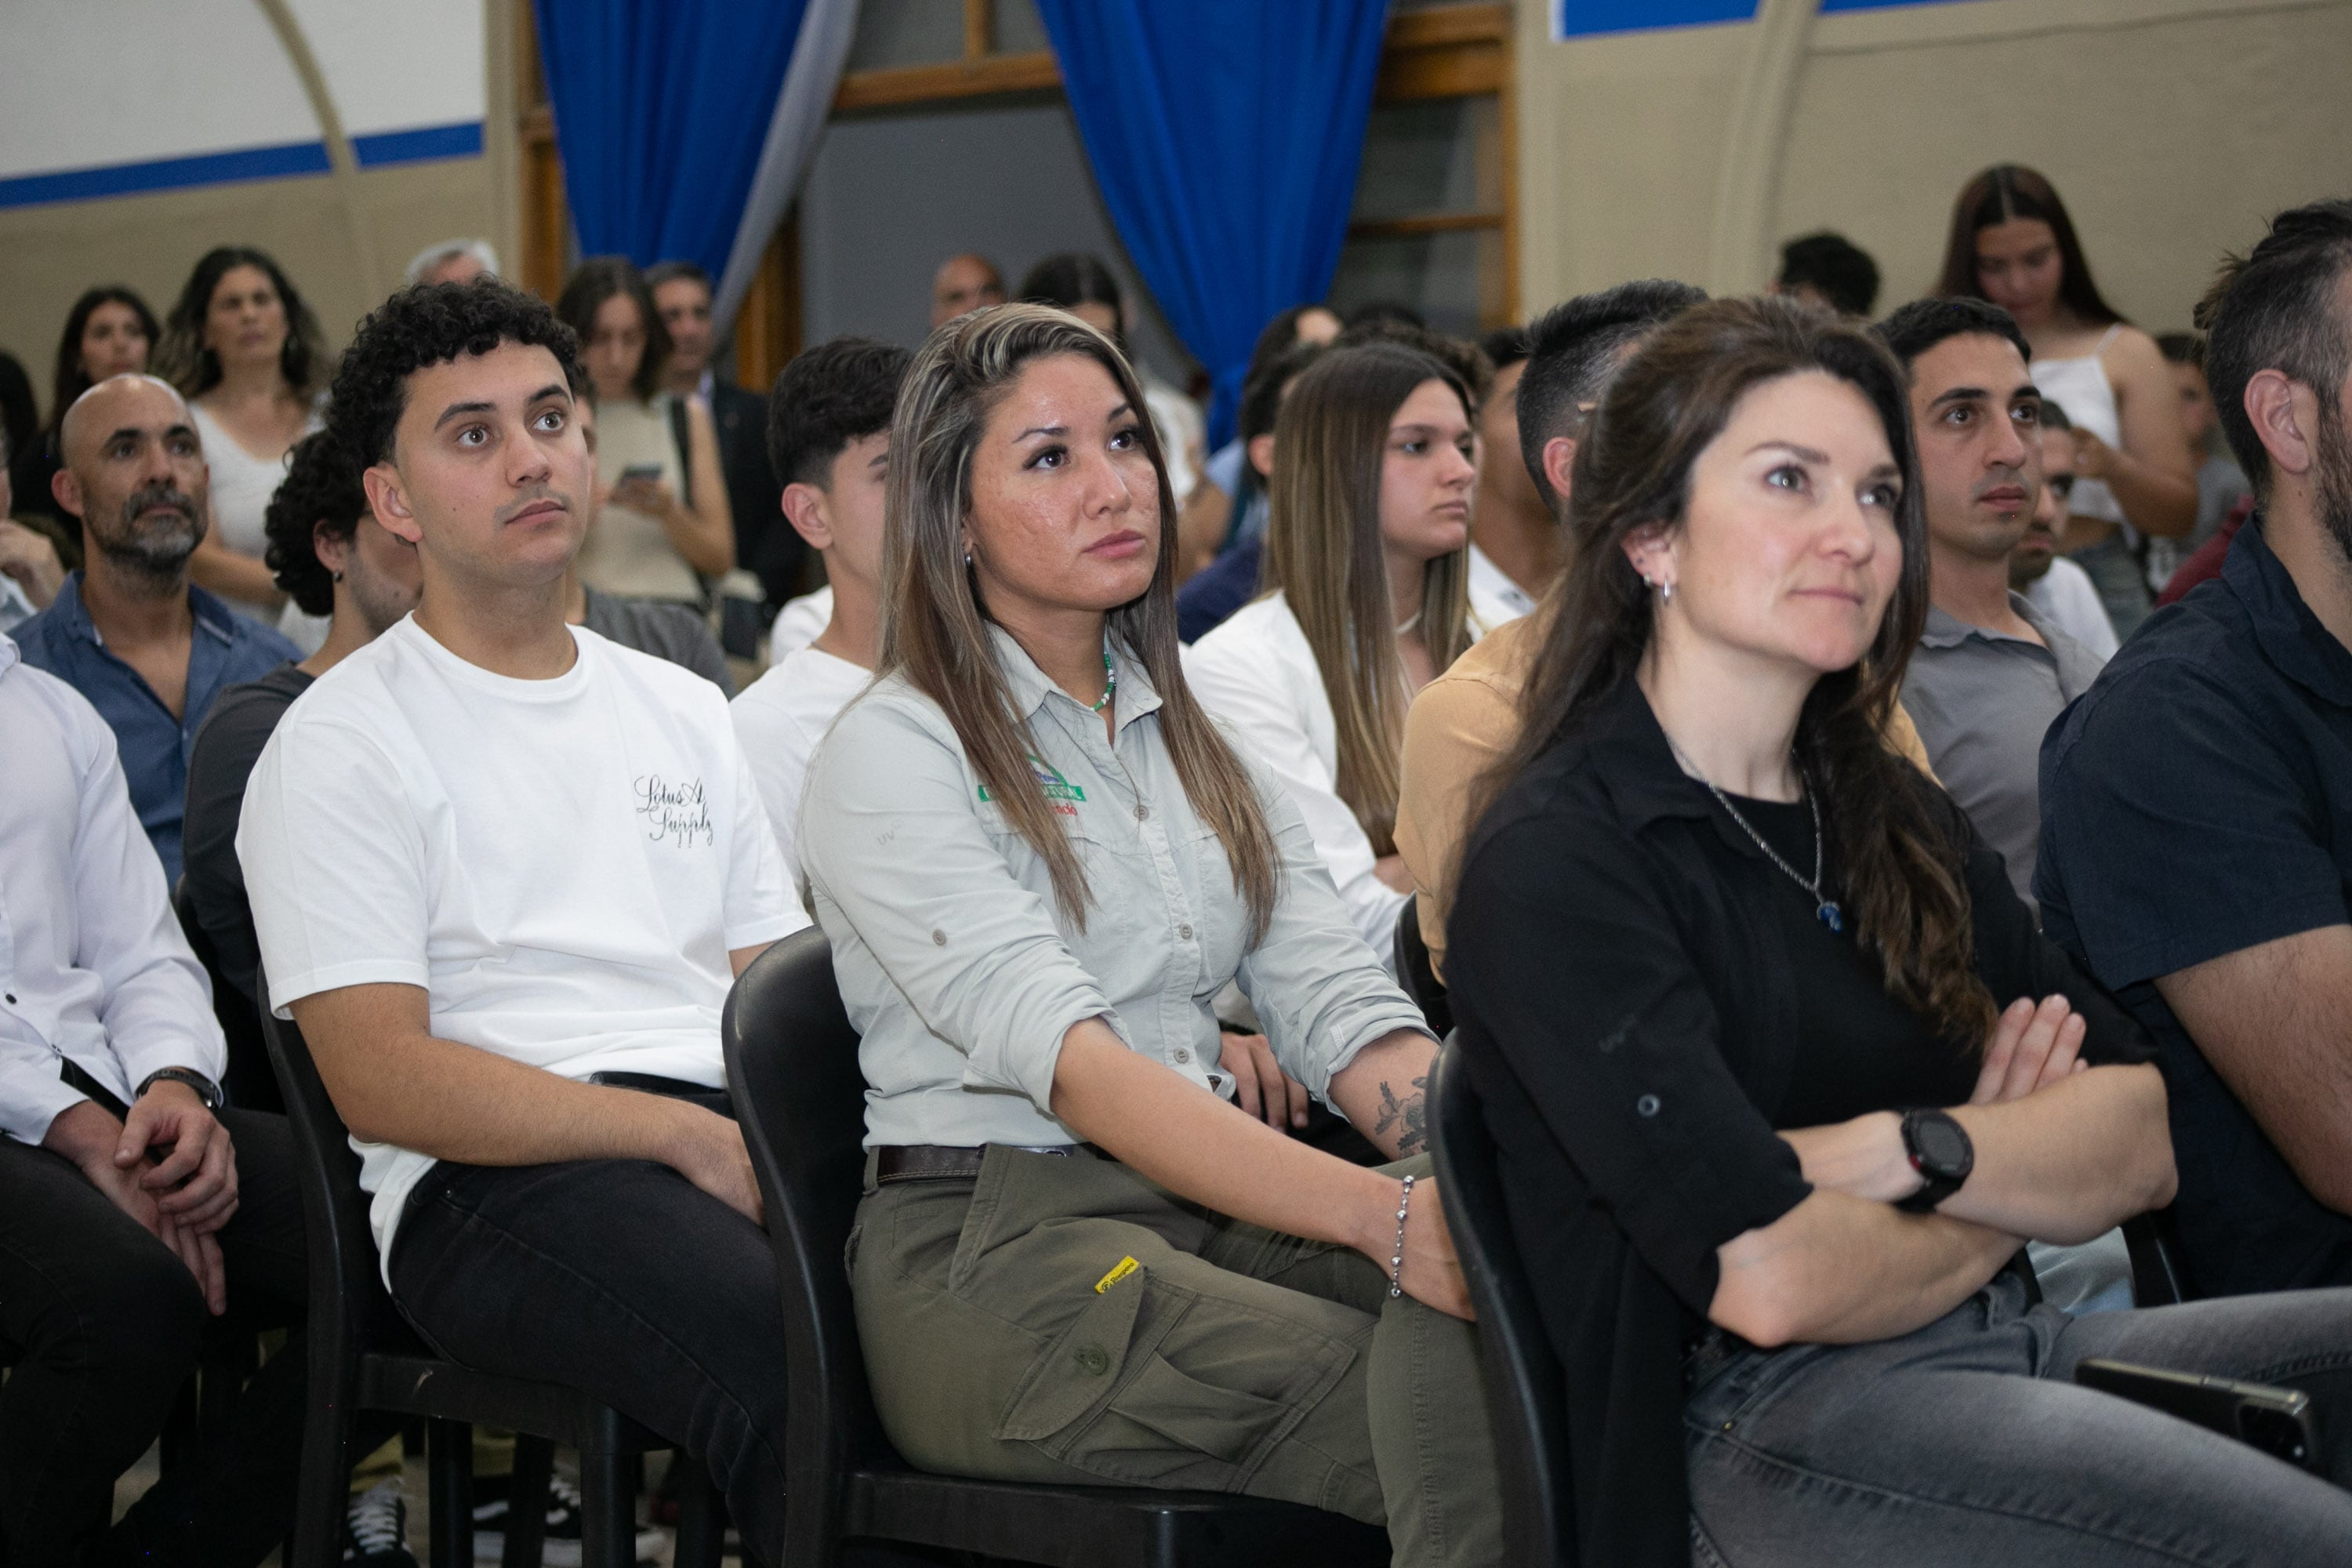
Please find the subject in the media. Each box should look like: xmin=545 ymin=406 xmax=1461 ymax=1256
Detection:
xmin=13 ymin=573 xmax=299 ymax=887
xmin=1175 ymin=536 xmax=1261 ymax=644
xmin=2038 ymin=518 xmax=2352 ymax=1298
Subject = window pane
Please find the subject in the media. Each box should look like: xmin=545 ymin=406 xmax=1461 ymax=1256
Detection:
xmin=846 ymin=0 xmax=964 ymax=72
xmin=1352 ymin=96 xmax=1499 ymax=223
xmin=995 ymin=0 xmax=1052 ymax=54
xmin=1327 ymin=229 xmax=1502 ymax=339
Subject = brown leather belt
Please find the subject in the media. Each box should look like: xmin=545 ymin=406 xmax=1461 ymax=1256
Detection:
xmin=874 ymin=1143 xmax=1101 ymax=1184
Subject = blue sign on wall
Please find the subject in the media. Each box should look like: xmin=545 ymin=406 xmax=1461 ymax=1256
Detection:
xmin=1555 ymin=0 xmax=1950 ymax=39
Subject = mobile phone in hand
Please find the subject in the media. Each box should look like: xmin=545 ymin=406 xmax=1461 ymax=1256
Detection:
xmin=618 ymin=463 xmax=664 ymax=485
xmin=2075 ymin=1358 xmax=2323 ymax=1472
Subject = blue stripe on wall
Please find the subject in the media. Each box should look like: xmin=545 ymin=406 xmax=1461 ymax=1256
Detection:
xmin=0 ymin=119 xmax=484 ymax=211
xmin=1555 ymin=0 xmax=1951 ymax=38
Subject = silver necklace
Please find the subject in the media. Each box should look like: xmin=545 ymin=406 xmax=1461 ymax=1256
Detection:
xmin=1665 ymin=735 xmax=1845 ymax=933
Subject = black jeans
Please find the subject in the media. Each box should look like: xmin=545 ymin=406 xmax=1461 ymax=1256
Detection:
xmin=386 ymin=1095 xmax=790 ymax=1568
xmin=0 ymin=1105 xmax=307 ymax=1568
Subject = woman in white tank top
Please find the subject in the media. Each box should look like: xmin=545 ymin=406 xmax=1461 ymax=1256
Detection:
xmin=1938 ymin=165 xmax=2196 ymax=637
xmin=555 ymin=260 xmax=735 ymax=604
xmin=155 ymin=247 xmax=328 ymax=625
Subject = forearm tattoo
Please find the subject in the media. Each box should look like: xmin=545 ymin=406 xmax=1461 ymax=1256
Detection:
xmin=1373 ymin=1074 xmax=1429 ymax=1156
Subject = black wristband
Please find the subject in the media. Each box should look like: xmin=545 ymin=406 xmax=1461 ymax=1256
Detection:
xmin=136 ymin=1066 xmax=223 ymax=1112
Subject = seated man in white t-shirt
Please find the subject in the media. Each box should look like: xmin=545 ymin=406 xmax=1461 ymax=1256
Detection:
xmin=235 ymin=282 xmax=808 ymax=1568
xmin=731 ymin=337 xmax=909 ymax=891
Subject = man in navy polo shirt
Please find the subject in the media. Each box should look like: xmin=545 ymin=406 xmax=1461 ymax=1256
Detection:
xmin=2039 ymin=199 xmax=2352 ymax=1298
xmin=15 ymin=375 xmax=297 ymax=884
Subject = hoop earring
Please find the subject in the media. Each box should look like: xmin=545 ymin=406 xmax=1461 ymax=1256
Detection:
xmin=1660 ymin=579 xmax=1674 ymax=604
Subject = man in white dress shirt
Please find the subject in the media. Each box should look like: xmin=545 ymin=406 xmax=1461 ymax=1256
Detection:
xmin=1464 ymin=326 xmax=1555 ymax=633
xmin=0 ymin=628 xmax=310 ymax=1566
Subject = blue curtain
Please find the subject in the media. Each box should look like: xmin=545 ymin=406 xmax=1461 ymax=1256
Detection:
xmin=532 ymin=0 xmax=810 ymax=277
xmin=1033 ymin=0 xmax=1389 ymax=448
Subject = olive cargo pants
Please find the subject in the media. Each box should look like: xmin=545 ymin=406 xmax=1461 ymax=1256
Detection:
xmin=851 ymin=1145 xmax=1503 ymax=1568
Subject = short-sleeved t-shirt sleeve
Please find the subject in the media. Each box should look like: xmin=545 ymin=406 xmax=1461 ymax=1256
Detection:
xmin=1448 ymin=801 xmax=1813 ymax=1312
xmin=2038 ymin=660 xmax=2349 ymax=989
xmin=723 ymin=736 xmax=807 ymax=946
xmin=237 ymin=716 xmax=430 ymax=1014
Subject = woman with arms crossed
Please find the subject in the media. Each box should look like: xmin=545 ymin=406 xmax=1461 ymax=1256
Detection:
xmin=800 ymin=305 xmax=1501 ymax=1568
xmin=1449 ymin=296 xmax=2352 ymax=1567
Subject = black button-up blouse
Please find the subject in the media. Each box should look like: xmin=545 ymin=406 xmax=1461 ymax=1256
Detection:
xmin=1446 ymin=675 xmax=2150 ymax=1568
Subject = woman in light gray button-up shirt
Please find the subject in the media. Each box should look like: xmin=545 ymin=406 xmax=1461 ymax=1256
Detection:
xmin=800 ymin=306 xmax=1501 ymax=1566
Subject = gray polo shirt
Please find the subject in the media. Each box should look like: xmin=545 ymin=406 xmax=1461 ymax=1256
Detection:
xmin=1901 ymin=593 xmax=2107 ymax=910
xmin=800 ymin=626 xmax=1428 ymax=1151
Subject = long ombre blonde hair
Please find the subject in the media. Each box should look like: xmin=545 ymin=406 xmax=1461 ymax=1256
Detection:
xmin=879 ymin=303 xmax=1281 ymax=938
xmin=1262 ymin=342 xmax=1474 ymax=857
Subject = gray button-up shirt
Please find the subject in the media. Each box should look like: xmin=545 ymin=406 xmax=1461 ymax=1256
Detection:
xmin=800 ymin=627 xmax=1428 ymax=1151
xmin=1901 ymin=593 xmax=2107 ymax=909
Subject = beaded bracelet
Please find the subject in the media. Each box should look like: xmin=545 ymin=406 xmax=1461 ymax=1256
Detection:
xmin=1388 ymin=1173 xmax=1416 ymax=1299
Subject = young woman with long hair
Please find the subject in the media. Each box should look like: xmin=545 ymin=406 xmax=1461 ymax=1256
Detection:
xmin=1938 ymin=165 xmax=2196 ymax=635
xmin=12 ymin=286 xmax=159 ymax=529
xmin=797 ymin=303 xmax=1501 ymax=1568
xmin=154 ymin=246 xmax=328 ymax=622
xmin=1187 ymin=341 xmax=1475 ymax=960
xmin=554 ymin=257 xmax=733 ymax=602
xmin=1447 ymin=294 xmax=2352 ymax=1567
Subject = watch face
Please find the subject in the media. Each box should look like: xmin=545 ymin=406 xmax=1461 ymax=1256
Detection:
xmin=1916 ymin=1116 xmax=1971 ymax=1174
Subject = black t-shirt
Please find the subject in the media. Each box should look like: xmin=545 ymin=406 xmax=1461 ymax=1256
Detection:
xmin=1447 ymin=675 xmax=2149 ymax=1568
xmin=2040 ymin=517 xmax=2352 ymax=1298
xmin=183 ymin=662 xmax=315 ymax=1004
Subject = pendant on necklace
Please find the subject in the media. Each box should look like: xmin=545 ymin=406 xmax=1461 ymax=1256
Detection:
xmin=1817 ymin=902 xmax=1845 ymax=934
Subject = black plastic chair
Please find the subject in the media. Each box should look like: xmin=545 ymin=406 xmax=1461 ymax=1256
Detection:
xmin=170 ymin=877 xmax=281 ymax=1115
xmin=253 ymin=965 xmax=724 ymax=1568
xmin=721 ymin=927 xmax=1392 ymax=1567
xmin=1427 ymin=1036 xmax=1573 ymax=1566
xmin=2124 ymin=1210 xmax=2190 ymax=1305
xmin=1391 ymin=893 xmax=1453 ymax=1040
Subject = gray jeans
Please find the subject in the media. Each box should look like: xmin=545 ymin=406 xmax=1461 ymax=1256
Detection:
xmin=1687 ymin=1274 xmax=2352 ymax=1566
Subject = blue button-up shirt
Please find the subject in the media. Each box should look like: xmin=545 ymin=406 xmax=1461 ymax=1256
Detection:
xmin=13 ymin=573 xmax=299 ymax=886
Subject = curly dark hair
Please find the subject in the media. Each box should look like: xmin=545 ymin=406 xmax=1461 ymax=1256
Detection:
xmin=263 ymin=430 xmax=368 ymax=615
xmin=326 ymin=281 xmax=583 ymax=467
xmin=765 ymin=336 xmax=911 ymax=489
xmin=154 ymin=246 xmax=328 ymax=399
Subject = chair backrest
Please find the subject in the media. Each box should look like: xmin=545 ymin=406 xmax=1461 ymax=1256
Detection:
xmin=252 ymin=965 xmax=411 ymax=1366
xmin=722 ymin=928 xmax=898 ymax=1501
xmin=1391 ymin=893 xmax=1454 ymax=1039
xmin=1428 ymin=1036 xmax=1573 ymax=1566
xmin=171 ymin=877 xmax=281 ymax=1113
xmin=2125 ymin=1210 xmax=2190 ymax=1305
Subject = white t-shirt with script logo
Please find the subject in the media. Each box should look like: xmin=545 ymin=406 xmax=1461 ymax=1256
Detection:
xmin=238 ymin=615 xmax=805 ymax=1275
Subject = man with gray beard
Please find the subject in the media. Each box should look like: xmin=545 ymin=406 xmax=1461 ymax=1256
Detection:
xmin=15 ymin=374 xmax=297 ymax=883
xmin=2039 ymin=198 xmax=2352 ymax=1299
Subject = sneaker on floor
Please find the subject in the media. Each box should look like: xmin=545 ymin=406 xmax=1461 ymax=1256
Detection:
xmin=472 ymin=1471 xmax=664 ymax=1566
xmin=343 ymin=1478 xmax=419 ymax=1567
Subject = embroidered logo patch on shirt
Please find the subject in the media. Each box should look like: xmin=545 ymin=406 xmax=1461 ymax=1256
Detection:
xmin=978 ymin=755 xmax=1086 ymax=815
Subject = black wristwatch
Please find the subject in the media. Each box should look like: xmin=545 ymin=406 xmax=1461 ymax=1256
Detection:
xmin=137 ymin=1066 xmax=223 ymax=1112
xmin=1895 ymin=1108 xmax=1973 ymax=1213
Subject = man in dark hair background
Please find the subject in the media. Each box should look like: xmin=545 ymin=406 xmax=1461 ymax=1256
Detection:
xmin=1773 ymin=230 xmax=1882 ymax=318
xmin=236 ymin=280 xmax=805 ymax=1564
xmin=2040 ymin=198 xmax=2352 ymax=1300
xmin=733 ymin=336 xmax=910 ymax=892
xmin=1395 ymin=279 xmax=1708 ymax=975
xmin=184 ymin=430 xmax=422 ymax=1010
xmin=1465 ymin=325 xmax=1555 ymax=630
xmin=646 ymin=260 xmax=793 ymax=609
xmin=1878 ymin=296 xmax=2103 ymax=913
